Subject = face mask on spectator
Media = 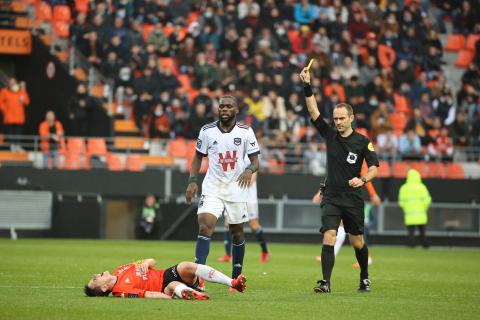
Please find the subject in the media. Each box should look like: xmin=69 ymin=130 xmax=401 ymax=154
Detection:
xmin=277 ymin=27 xmax=285 ymax=36
xmin=10 ymin=84 xmax=19 ymax=92
xmin=369 ymin=99 xmax=378 ymax=106
xmin=205 ymin=11 xmax=213 ymax=18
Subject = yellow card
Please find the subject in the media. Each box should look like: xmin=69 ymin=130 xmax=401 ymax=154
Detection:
xmin=306 ymin=58 xmax=314 ymax=70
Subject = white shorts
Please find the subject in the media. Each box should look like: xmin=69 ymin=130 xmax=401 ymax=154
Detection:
xmin=197 ymin=195 xmax=248 ymax=224
xmin=247 ymin=201 xmax=259 ymax=220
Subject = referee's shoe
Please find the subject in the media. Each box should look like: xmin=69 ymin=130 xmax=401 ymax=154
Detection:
xmin=313 ymin=280 xmax=331 ymax=293
xmin=358 ymin=279 xmax=372 ymax=293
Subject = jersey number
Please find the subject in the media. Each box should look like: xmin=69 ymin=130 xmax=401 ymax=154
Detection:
xmin=218 ymin=150 xmax=237 ymax=171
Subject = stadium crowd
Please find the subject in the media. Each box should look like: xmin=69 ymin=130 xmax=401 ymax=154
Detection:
xmin=2 ymin=0 xmax=480 ymax=165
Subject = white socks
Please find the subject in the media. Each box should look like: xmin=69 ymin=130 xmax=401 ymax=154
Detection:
xmin=195 ymin=264 xmax=232 ymax=287
xmin=334 ymin=226 xmax=346 ymax=256
xmin=173 ymin=283 xmax=190 ymax=298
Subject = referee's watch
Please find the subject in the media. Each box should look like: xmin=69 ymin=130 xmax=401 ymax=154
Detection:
xmin=361 ymin=177 xmax=367 ymax=185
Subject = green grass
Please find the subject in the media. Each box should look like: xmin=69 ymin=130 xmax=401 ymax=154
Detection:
xmin=0 ymin=239 xmax=479 ymax=320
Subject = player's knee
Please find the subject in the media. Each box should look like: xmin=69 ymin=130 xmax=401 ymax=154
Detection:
xmin=249 ymin=219 xmax=260 ymax=231
xmin=349 ymin=235 xmax=364 ymax=249
xmin=230 ymin=227 xmax=244 ymax=242
xmin=323 ymin=230 xmax=337 ymax=245
xmin=198 ymin=223 xmax=214 ymax=236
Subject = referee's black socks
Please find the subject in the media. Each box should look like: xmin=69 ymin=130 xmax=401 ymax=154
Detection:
xmin=354 ymin=244 xmax=369 ymax=280
xmin=321 ymin=245 xmax=335 ymax=284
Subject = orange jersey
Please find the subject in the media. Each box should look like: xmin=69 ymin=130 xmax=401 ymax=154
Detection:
xmin=112 ymin=263 xmax=164 ymax=298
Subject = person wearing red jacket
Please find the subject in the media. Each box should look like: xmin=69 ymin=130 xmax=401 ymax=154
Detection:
xmin=39 ymin=111 xmax=65 ymax=168
xmin=0 ymin=78 xmax=30 ymax=151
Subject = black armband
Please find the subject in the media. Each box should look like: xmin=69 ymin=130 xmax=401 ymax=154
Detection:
xmin=303 ymin=83 xmax=313 ymax=97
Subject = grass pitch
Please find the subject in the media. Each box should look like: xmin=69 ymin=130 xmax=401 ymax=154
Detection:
xmin=0 ymin=239 xmax=479 ymax=320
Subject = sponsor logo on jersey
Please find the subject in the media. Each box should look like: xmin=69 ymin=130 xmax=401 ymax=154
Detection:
xmin=197 ymin=139 xmax=202 ymax=149
xmin=234 ymin=137 xmax=241 ymax=146
xmin=346 ymin=152 xmax=358 ymax=164
xmin=218 ymin=150 xmax=238 ymax=171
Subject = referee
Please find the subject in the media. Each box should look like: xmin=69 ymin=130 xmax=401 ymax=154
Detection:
xmin=299 ymin=67 xmax=379 ymax=293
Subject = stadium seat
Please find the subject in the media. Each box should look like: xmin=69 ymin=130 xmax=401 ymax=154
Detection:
xmin=394 ymin=94 xmax=411 ymax=115
xmin=390 ymin=112 xmax=407 ymax=136
xmin=392 ymin=162 xmax=409 ymax=178
xmin=168 ymin=138 xmax=188 ymax=158
xmin=427 ymin=162 xmax=445 ymax=178
xmin=11 ymin=1 xmax=27 ymax=12
xmin=107 ymin=154 xmax=124 ymax=171
xmin=378 ymin=44 xmax=396 ymax=70
xmin=355 ymin=127 xmax=369 ymax=137
xmin=465 ymin=34 xmax=480 ymax=51
xmin=126 ymin=155 xmax=145 ymax=172
xmin=445 ymin=34 xmax=465 ymax=51
xmin=67 ymin=137 xmax=86 ymax=154
xmin=53 ymin=5 xmax=71 ymax=23
xmin=455 ymin=50 xmax=475 ymax=68
xmin=186 ymin=11 xmax=200 ymax=25
xmin=377 ymin=161 xmax=391 ymax=178
xmin=36 ymin=2 xmax=52 ymax=21
xmin=158 ymin=57 xmax=178 ymax=75
xmin=52 ymin=21 xmax=69 ymax=38
xmin=186 ymin=139 xmax=197 ymax=159
xmin=143 ymin=23 xmax=154 ymax=41
xmin=63 ymin=153 xmax=84 ymax=170
xmin=75 ymin=0 xmax=89 ymax=13
xmin=445 ymin=163 xmax=464 ymax=179
xmin=178 ymin=74 xmax=192 ymax=91
xmin=268 ymin=159 xmax=285 ymax=175
xmin=87 ymin=138 xmax=108 ymax=156
xmin=287 ymin=29 xmax=299 ymax=45
xmin=410 ymin=162 xmax=427 ymax=178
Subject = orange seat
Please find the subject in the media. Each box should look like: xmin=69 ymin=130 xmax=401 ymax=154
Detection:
xmin=67 ymin=137 xmax=86 ymax=154
xmin=445 ymin=34 xmax=465 ymax=51
xmin=186 ymin=11 xmax=200 ymax=25
xmin=36 ymin=2 xmax=52 ymax=21
xmin=53 ymin=5 xmax=71 ymax=22
xmin=143 ymin=23 xmax=154 ymax=42
xmin=410 ymin=162 xmax=427 ymax=178
xmin=63 ymin=153 xmax=84 ymax=170
xmin=427 ymin=162 xmax=445 ymax=178
xmin=355 ymin=127 xmax=369 ymax=137
xmin=378 ymin=44 xmax=396 ymax=70
xmin=126 ymin=155 xmax=145 ymax=172
xmin=87 ymin=138 xmax=108 ymax=156
xmin=53 ymin=21 xmax=69 ymax=38
xmin=178 ymin=74 xmax=192 ymax=91
xmin=390 ymin=112 xmax=407 ymax=136
xmin=158 ymin=57 xmax=178 ymax=75
xmin=186 ymin=139 xmax=197 ymax=159
xmin=168 ymin=138 xmax=188 ymax=158
xmin=377 ymin=161 xmax=391 ymax=178
xmin=107 ymin=154 xmax=124 ymax=171
xmin=268 ymin=159 xmax=285 ymax=175
xmin=287 ymin=29 xmax=299 ymax=45
xmin=445 ymin=163 xmax=464 ymax=179
xmin=392 ymin=162 xmax=409 ymax=178
xmin=75 ymin=0 xmax=89 ymax=13
xmin=394 ymin=94 xmax=411 ymax=114
xmin=455 ymin=50 xmax=475 ymax=68
xmin=466 ymin=34 xmax=480 ymax=51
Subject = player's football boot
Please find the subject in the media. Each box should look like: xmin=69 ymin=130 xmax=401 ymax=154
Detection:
xmin=358 ymin=279 xmax=371 ymax=293
xmin=313 ymin=280 xmax=331 ymax=293
xmin=217 ymin=254 xmax=232 ymax=263
xmin=352 ymin=256 xmax=373 ymax=269
xmin=261 ymin=252 xmax=270 ymax=263
xmin=181 ymin=289 xmax=209 ymax=300
xmin=231 ymin=274 xmax=247 ymax=293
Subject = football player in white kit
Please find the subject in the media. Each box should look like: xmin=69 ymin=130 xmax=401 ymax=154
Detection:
xmin=185 ymin=95 xmax=260 ymax=287
xmin=218 ymin=156 xmax=270 ymax=263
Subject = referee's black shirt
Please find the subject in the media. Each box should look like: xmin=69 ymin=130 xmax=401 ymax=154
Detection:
xmin=312 ymin=116 xmax=379 ymax=207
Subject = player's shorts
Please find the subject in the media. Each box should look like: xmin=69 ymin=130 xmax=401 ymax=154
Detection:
xmin=197 ymin=194 xmax=248 ymax=224
xmin=247 ymin=201 xmax=259 ymax=220
xmin=162 ymin=264 xmax=184 ymax=292
xmin=320 ymin=203 xmax=365 ymax=235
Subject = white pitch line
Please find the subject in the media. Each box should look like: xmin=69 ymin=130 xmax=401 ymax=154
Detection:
xmin=0 ymin=285 xmax=81 ymax=289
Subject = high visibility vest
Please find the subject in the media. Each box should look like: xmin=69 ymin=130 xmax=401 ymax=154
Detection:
xmin=398 ymin=169 xmax=431 ymax=225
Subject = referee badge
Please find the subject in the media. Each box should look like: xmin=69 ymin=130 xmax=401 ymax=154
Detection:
xmin=346 ymin=152 xmax=358 ymax=164
xmin=368 ymin=142 xmax=375 ymax=151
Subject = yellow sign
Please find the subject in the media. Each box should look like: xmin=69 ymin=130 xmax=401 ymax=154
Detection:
xmin=0 ymin=29 xmax=32 ymax=54
xmin=368 ymin=142 xmax=375 ymax=151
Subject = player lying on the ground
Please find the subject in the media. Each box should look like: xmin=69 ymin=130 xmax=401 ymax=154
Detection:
xmin=84 ymin=258 xmax=246 ymax=300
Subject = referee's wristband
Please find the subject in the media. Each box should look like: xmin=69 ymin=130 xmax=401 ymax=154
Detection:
xmin=246 ymin=164 xmax=257 ymax=173
xmin=188 ymin=176 xmax=198 ymax=184
xmin=303 ymin=83 xmax=313 ymax=97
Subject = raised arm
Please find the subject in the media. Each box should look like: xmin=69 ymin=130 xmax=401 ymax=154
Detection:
xmin=299 ymin=67 xmax=320 ymax=121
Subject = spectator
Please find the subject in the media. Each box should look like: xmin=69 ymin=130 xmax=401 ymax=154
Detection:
xmin=39 ymin=111 xmax=64 ymax=168
xmin=263 ymin=90 xmax=287 ymax=134
xmin=398 ymin=169 xmax=431 ymax=248
xmin=0 ymin=78 xmax=30 ymax=151
xmin=136 ymin=193 xmax=162 ymax=239
xmin=376 ymin=128 xmax=399 ymax=162
xmin=193 ymin=53 xmax=218 ymax=89
xmin=407 ymin=108 xmax=429 ymax=146
xmin=67 ymin=83 xmax=93 ymax=137
xmin=450 ymin=111 xmax=470 ymax=147
xmin=370 ymin=101 xmax=392 ymax=137
xmin=304 ymin=142 xmax=326 ymax=176
xmin=293 ymin=0 xmax=316 ymax=25
xmin=427 ymin=127 xmax=453 ymax=162
xmin=399 ymin=128 xmax=423 ymax=160
xmin=359 ymin=55 xmax=380 ymax=87
xmin=148 ymin=103 xmax=171 ymax=139
xmin=186 ymin=102 xmax=213 ymax=139
xmin=245 ymin=88 xmax=266 ymax=124
xmin=147 ymin=22 xmax=170 ymax=56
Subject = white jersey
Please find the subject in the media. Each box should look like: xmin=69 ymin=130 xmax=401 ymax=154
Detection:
xmin=196 ymin=121 xmax=260 ymax=202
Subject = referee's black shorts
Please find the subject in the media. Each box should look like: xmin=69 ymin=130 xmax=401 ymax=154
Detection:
xmin=320 ymin=203 xmax=365 ymax=235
